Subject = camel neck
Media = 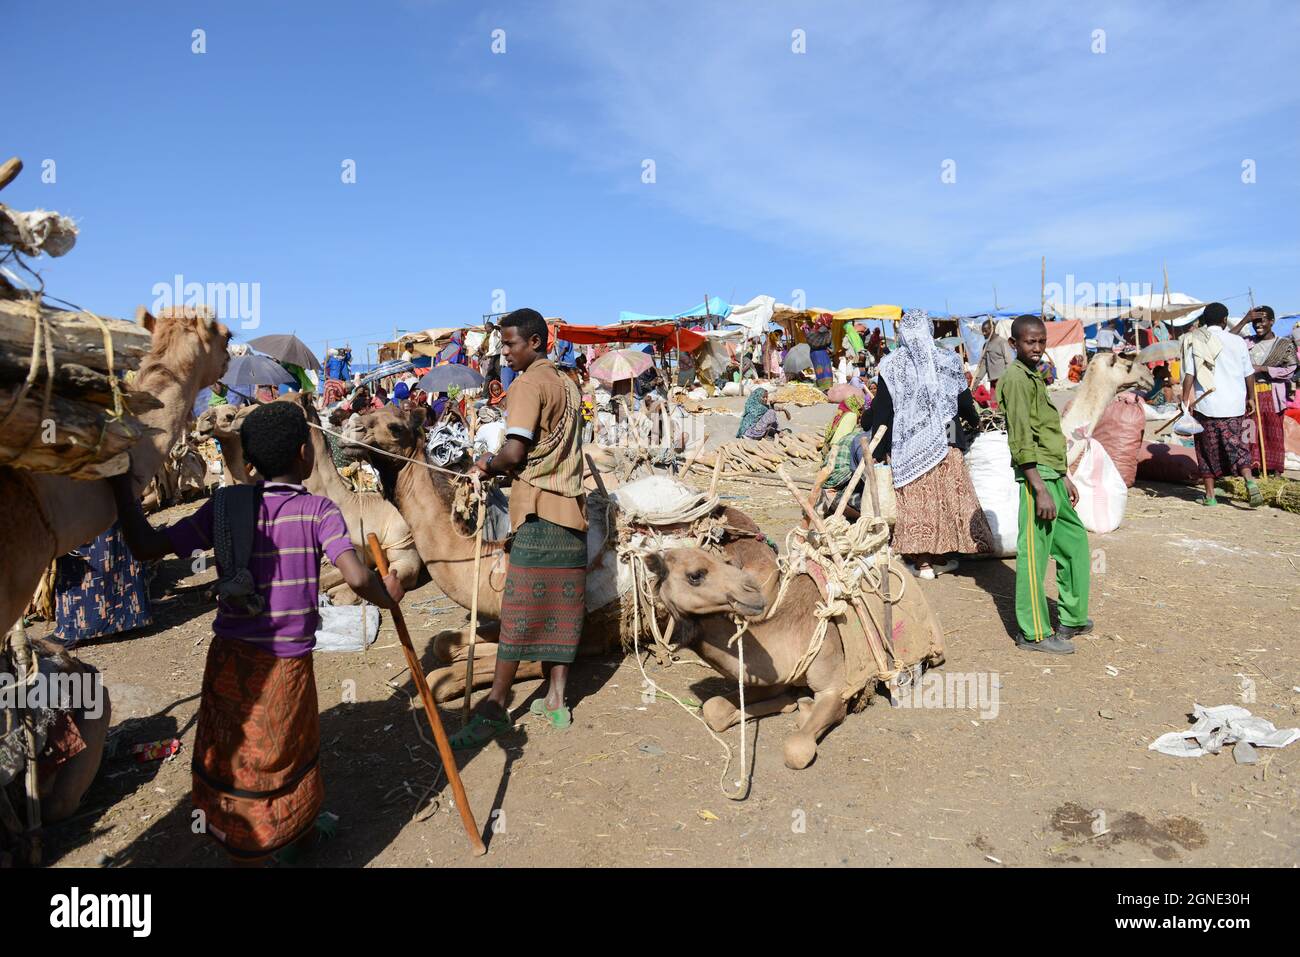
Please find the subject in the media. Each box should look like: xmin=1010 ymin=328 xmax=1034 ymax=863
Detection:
xmin=129 ymin=364 xmax=196 ymax=495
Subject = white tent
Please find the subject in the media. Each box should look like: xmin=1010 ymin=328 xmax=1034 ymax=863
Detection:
xmin=725 ymin=295 xmax=775 ymax=338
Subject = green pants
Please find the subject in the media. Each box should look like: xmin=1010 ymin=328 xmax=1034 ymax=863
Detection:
xmin=1015 ymin=477 xmax=1090 ymax=641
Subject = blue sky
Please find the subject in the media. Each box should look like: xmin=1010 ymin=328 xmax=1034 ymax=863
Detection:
xmin=8 ymin=0 xmax=1299 ymax=353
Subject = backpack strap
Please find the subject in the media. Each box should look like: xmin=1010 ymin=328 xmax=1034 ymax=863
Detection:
xmin=213 ymin=484 xmax=265 ymax=617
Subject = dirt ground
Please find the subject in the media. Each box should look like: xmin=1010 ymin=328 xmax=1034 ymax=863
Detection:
xmin=34 ymin=391 xmax=1300 ymax=868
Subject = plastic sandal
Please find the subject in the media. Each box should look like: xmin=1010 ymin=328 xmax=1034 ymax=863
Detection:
xmin=1246 ymin=483 xmax=1264 ymax=507
xmin=450 ymin=712 xmax=511 ymax=750
xmin=273 ymin=811 xmax=339 ymax=866
xmin=529 ymin=697 xmax=572 ymax=730
xmin=1198 ymin=496 xmax=1218 ymax=507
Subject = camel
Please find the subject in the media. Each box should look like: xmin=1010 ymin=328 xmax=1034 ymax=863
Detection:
xmin=641 ymin=539 xmax=946 ymax=770
xmin=1059 ymin=351 xmax=1143 ymax=466
xmin=0 ymin=307 xmax=228 ymax=834
xmin=0 ymin=307 xmax=231 ymax=638
xmin=196 ymin=394 xmax=423 ymax=603
xmin=140 ymin=432 xmax=209 ymax=512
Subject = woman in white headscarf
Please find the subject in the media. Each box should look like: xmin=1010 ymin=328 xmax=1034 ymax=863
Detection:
xmin=870 ymin=309 xmax=992 ymax=578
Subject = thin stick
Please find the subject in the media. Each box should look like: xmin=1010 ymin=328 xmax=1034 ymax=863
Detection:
xmin=1253 ymin=393 xmax=1269 ymax=479
xmin=366 ymin=534 xmax=486 ymax=857
xmin=862 ymin=435 xmax=894 ymax=666
xmin=463 ymin=486 xmax=487 ymax=722
xmin=1154 ymin=387 xmax=1215 ymax=436
xmin=832 ymin=425 xmax=887 ymax=520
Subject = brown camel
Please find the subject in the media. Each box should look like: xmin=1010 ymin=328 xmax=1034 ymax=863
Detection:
xmin=196 ymin=394 xmax=423 ymax=603
xmin=642 ymin=538 xmax=946 ymax=770
xmin=0 ymin=307 xmax=231 ymax=638
xmin=0 ymin=308 xmax=228 ymax=831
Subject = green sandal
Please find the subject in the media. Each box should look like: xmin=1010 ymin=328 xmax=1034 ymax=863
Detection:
xmin=273 ymin=811 xmax=338 ymax=866
xmin=1245 ymin=482 xmax=1264 ymax=507
xmin=1198 ymin=495 xmax=1218 ymax=506
xmin=529 ymin=697 xmax=572 ymax=730
xmin=450 ymin=712 xmax=511 ymax=750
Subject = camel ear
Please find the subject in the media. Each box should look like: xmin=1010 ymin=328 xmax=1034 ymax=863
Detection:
xmin=136 ymin=306 xmax=156 ymax=333
xmin=642 ymin=551 xmax=667 ymax=580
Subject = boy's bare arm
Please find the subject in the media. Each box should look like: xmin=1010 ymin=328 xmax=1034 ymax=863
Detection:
xmin=334 ymin=550 xmax=402 ymax=610
xmin=107 ymin=472 xmax=176 ymax=561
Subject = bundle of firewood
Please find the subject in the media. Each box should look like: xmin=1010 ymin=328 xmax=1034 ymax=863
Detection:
xmin=0 ymin=296 xmax=160 ymax=479
xmin=688 ymin=431 xmax=824 ymax=475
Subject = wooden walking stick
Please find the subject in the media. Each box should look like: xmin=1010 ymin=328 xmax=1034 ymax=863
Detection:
xmin=463 ymin=481 xmax=487 ymax=722
xmin=366 ymin=534 xmax=487 ymax=857
xmin=1252 ymin=389 xmax=1269 ymax=479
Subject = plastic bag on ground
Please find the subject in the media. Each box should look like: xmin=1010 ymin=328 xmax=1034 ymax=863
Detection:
xmin=315 ymin=601 xmax=380 ymax=653
xmin=1070 ymin=438 xmax=1127 ymax=534
xmin=1149 ymin=703 xmax=1300 ymax=757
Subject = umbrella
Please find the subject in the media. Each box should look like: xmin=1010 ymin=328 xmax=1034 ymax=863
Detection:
xmin=782 ymin=342 xmax=812 ymax=375
xmin=590 ymin=348 xmax=654 ymax=384
xmin=1136 ymin=340 xmax=1180 ymax=364
xmin=221 ymin=354 xmax=298 ymax=389
xmin=247 ymin=334 xmax=322 ymax=373
xmin=416 ymin=364 xmax=484 ymax=393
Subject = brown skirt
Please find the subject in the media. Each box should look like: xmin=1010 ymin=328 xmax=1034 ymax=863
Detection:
xmin=191 ymin=637 xmax=323 ymax=859
xmin=892 ymin=447 xmax=994 ymax=556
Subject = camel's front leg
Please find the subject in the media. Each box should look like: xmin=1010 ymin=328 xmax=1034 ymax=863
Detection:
xmin=702 ymin=684 xmax=800 ymax=732
xmin=783 ymin=688 xmax=847 ymax=769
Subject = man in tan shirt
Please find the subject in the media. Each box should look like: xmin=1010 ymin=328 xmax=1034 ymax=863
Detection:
xmin=454 ymin=309 xmax=588 ymax=748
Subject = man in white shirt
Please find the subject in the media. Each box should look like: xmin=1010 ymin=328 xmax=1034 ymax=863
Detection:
xmin=1177 ymin=302 xmax=1260 ymax=506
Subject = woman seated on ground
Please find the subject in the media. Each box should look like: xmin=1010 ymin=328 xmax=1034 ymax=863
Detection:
xmin=820 ymin=393 xmax=868 ymax=489
xmin=1140 ymin=365 xmax=1176 ymax=406
xmin=736 ymin=387 xmax=789 ymax=440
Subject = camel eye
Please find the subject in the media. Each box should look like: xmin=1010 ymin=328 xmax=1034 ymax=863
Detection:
xmin=686 ymin=569 xmax=706 ymax=586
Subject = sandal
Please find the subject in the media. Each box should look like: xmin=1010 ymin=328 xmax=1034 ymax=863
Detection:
xmin=272 ymin=811 xmax=339 ymax=866
xmin=450 ymin=712 xmax=512 ymax=750
xmin=1245 ymin=482 xmax=1264 ymax=507
xmin=529 ymin=697 xmax=572 ymax=730
xmin=1198 ymin=495 xmax=1218 ymax=507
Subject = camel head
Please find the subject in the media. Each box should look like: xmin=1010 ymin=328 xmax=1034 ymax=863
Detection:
xmin=358 ymin=404 xmax=426 ymax=459
xmin=195 ymin=403 xmax=243 ymax=441
xmin=135 ymin=304 xmax=232 ymax=389
xmin=1084 ymin=350 xmax=1143 ymax=391
xmin=642 ymin=548 xmax=768 ymax=620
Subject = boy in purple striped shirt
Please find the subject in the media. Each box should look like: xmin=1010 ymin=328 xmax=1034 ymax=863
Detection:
xmin=111 ymin=401 xmax=402 ymax=864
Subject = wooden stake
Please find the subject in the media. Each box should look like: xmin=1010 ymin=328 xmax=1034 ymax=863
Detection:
xmin=463 ymin=486 xmax=487 ymax=723
xmin=366 ymin=534 xmax=486 ymax=856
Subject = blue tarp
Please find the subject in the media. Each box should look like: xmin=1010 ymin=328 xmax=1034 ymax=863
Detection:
xmin=618 ymin=296 xmax=732 ymax=325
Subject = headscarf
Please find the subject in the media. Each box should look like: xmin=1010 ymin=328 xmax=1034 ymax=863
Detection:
xmin=736 ymin=389 xmax=771 ymax=437
xmin=815 ymin=312 xmax=832 ymax=329
xmin=323 ymin=378 xmax=348 ymax=406
xmin=877 ymin=309 xmax=965 ymax=488
xmin=866 ymin=329 xmax=884 ymax=362
xmin=487 ymin=379 xmax=506 ymax=406
xmin=822 ymin=394 xmax=866 ymax=450
xmin=392 ymin=381 xmax=410 ymax=405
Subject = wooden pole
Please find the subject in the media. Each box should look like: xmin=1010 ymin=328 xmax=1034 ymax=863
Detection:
xmin=1040 ymin=256 xmax=1046 ymax=318
xmin=366 ymin=534 xmax=486 ymax=856
xmin=0 ymin=156 xmax=22 ymax=193
xmin=861 ymin=434 xmax=893 ymax=673
xmin=463 ymin=486 xmax=487 ymax=722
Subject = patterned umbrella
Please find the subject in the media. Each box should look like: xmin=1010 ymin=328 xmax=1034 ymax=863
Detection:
xmin=247 ymin=334 xmax=323 ymax=373
xmin=589 ymin=348 xmax=653 ymax=384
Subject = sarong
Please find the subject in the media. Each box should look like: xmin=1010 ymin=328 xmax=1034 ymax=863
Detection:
xmin=893 ymin=447 xmax=994 ymax=555
xmin=1249 ymin=384 xmax=1286 ymax=475
xmin=192 ymin=637 xmax=323 ymax=859
xmin=812 ymin=349 xmax=833 ymax=392
xmin=742 ymin=409 xmax=779 ymax=440
xmin=499 ymin=518 xmax=586 ymax=664
xmin=1192 ymin=412 xmax=1251 ymax=478
xmin=54 ymin=522 xmax=153 ymax=647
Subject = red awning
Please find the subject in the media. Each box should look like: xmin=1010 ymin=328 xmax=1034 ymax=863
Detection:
xmin=554 ymin=322 xmax=707 ymax=352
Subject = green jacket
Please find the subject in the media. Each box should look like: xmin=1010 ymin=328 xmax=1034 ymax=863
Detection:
xmin=996 ymin=359 xmax=1066 ymax=480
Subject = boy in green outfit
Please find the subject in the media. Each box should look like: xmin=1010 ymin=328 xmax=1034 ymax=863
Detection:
xmin=995 ymin=315 xmax=1093 ymax=655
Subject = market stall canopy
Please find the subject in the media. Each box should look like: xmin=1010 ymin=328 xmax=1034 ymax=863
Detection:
xmin=725 ymin=295 xmax=775 ymax=338
xmin=554 ymin=321 xmax=707 ymax=352
xmin=1045 ymin=293 xmax=1205 ymax=325
xmin=618 ymin=295 xmax=732 ymax=325
xmin=831 ymin=305 xmax=904 ymax=353
xmin=378 ymin=327 xmax=461 ymax=362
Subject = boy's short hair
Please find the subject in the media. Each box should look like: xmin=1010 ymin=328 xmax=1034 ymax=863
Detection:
xmin=241 ymin=401 xmax=309 ymax=478
xmin=1200 ymin=302 xmax=1229 ymax=327
xmin=1010 ymin=314 xmax=1045 ymax=340
xmin=500 ymin=308 xmax=549 ymax=351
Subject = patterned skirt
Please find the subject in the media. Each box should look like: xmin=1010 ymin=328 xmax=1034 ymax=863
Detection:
xmin=1192 ymin=412 xmax=1251 ymax=478
xmin=812 ymin=349 xmax=833 ymax=392
xmin=742 ymin=409 xmax=780 ymax=440
xmin=191 ymin=638 xmax=323 ymax=860
xmin=893 ymin=447 xmax=994 ymax=556
xmin=499 ymin=518 xmax=587 ymax=664
xmin=1249 ymin=384 xmax=1287 ymax=475
xmin=54 ymin=521 xmax=153 ymax=647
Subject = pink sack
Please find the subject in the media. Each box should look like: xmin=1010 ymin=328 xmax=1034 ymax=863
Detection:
xmin=1136 ymin=442 xmax=1200 ymax=485
xmin=827 ymin=384 xmax=867 ymax=405
xmin=1091 ymin=393 xmax=1145 ymax=487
